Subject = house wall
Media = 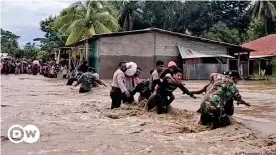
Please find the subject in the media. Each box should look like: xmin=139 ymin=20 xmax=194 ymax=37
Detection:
xmin=98 ymin=33 xmax=155 ymax=78
xmin=183 ymin=64 xmax=228 ymax=80
xmin=155 ymin=33 xmax=228 ymax=79
xmin=95 ymin=32 xmax=231 ymax=79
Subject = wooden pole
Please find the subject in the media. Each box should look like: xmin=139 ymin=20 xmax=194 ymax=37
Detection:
xmin=238 ymin=52 xmax=240 ymax=73
xmin=259 ymin=59 xmax=261 ymax=76
xmin=85 ymin=40 xmax=89 ymax=61
xmin=68 ymin=49 xmax=71 ymax=72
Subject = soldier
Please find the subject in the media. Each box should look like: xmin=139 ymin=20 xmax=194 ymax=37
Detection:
xmin=199 ymin=70 xmax=250 ymax=129
xmin=74 ymin=67 xmax=107 ymax=93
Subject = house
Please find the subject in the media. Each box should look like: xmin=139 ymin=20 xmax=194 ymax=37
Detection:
xmin=242 ymin=34 xmax=276 ymax=77
xmin=65 ymin=28 xmax=253 ymax=79
xmin=0 ymin=53 xmax=11 ymax=59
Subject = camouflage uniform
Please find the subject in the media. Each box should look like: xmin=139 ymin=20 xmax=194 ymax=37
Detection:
xmin=77 ymin=72 xmax=97 ymax=93
xmin=200 ymin=75 xmax=241 ymax=127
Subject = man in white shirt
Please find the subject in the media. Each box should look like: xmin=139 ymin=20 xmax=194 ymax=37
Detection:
xmin=110 ymin=61 xmax=129 ymax=109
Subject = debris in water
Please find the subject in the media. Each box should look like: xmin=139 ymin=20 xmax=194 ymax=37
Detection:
xmin=1 ymin=105 xmax=10 ymax=107
xmin=105 ymin=113 xmax=119 ymax=119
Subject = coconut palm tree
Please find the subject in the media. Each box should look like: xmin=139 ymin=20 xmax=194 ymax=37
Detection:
xmin=250 ymin=0 xmax=276 ymax=35
xmin=54 ymin=0 xmax=119 ymax=45
xmin=118 ymin=1 xmax=145 ymax=31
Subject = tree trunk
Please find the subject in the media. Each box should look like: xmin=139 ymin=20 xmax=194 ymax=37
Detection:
xmin=264 ymin=19 xmax=268 ymax=35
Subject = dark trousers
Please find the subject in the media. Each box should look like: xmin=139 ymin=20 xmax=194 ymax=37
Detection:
xmin=110 ymin=87 xmax=123 ymax=109
xmin=79 ymin=87 xmax=90 ymax=93
xmin=200 ymin=105 xmax=231 ymax=129
xmin=123 ymin=95 xmax=134 ymax=104
xmin=67 ymin=78 xmax=77 ymax=85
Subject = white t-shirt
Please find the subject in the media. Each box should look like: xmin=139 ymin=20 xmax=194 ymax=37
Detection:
xmin=61 ymin=66 xmax=68 ymax=75
xmin=92 ymin=73 xmax=99 ymax=80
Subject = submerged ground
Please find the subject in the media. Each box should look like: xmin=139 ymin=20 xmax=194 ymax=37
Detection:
xmin=1 ymin=75 xmax=276 ymax=155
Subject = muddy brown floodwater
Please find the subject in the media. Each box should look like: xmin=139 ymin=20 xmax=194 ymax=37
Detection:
xmin=1 ymin=75 xmax=276 ymax=155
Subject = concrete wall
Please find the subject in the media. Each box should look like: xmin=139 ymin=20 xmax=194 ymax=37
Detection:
xmin=98 ymin=33 xmax=155 ymax=78
xmin=96 ymin=32 xmax=229 ymax=79
xmin=155 ymin=33 xmax=183 ymax=67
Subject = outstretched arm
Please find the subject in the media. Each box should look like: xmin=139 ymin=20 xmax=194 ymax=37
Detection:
xmin=166 ymin=78 xmax=196 ymax=99
xmin=74 ymin=74 xmax=84 ymax=87
xmin=95 ymin=78 xmax=107 ymax=87
xmin=230 ymin=85 xmax=250 ymax=107
xmin=191 ymin=83 xmax=211 ymax=94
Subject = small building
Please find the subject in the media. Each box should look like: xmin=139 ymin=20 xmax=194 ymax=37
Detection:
xmin=0 ymin=53 xmax=11 ymax=59
xmin=242 ymin=34 xmax=276 ymax=77
xmin=65 ymin=28 xmax=253 ymax=79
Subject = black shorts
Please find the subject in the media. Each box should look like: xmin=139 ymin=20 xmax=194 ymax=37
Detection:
xmin=79 ymin=87 xmax=90 ymax=93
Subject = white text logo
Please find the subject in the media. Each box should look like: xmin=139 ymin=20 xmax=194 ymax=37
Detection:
xmin=7 ymin=124 xmax=40 ymax=143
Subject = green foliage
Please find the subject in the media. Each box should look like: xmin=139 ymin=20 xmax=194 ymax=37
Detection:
xmin=23 ymin=42 xmax=38 ymax=59
xmin=246 ymin=19 xmax=265 ymax=42
xmin=37 ymin=51 xmax=50 ymax=61
xmin=54 ymin=0 xmax=120 ymax=45
xmin=118 ymin=1 xmax=148 ymax=31
xmin=202 ymin=22 xmax=240 ymax=45
xmin=39 ymin=16 xmax=65 ymax=53
xmin=31 ymin=0 xmax=275 ymax=48
xmin=250 ymin=0 xmax=276 ymax=34
xmin=1 ymin=28 xmax=20 ymax=57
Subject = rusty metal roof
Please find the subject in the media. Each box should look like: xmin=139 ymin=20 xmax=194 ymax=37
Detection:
xmin=242 ymin=34 xmax=276 ymax=56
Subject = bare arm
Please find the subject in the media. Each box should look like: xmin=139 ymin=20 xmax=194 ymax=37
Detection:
xmin=95 ymin=78 xmax=107 ymax=87
xmin=231 ymin=85 xmax=250 ymax=107
xmin=191 ymin=83 xmax=211 ymax=94
xmin=166 ymin=78 xmax=196 ymax=98
xmin=75 ymin=74 xmax=84 ymax=87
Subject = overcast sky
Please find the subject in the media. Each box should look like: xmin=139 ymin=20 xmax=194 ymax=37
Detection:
xmin=1 ymin=0 xmax=74 ymax=47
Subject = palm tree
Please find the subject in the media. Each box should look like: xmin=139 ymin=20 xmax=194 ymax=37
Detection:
xmin=250 ymin=0 xmax=276 ymax=35
xmin=118 ymin=1 xmax=145 ymax=31
xmin=54 ymin=0 xmax=119 ymax=45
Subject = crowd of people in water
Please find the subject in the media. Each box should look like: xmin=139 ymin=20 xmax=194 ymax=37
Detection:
xmin=0 ymin=58 xmax=69 ymax=78
xmin=1 ymin=58 xmax=251 ymax=129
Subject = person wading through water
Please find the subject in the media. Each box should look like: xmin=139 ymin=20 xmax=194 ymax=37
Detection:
xmin=147 ymin=61 xmax=177 ymax=110
xmin=192 ymin=72 xmax=235 ymax=115
xmin=199 ymin=70 xmax=250 ymax=129
xmin=147 ymin=68 xmax=196 ymax=114
xmin=151 ymin=60 xmax=165 ymax=80
xmin=110 ymin=61 xmax=130 ymax=109
xmin=74 ymin=67 xmax=107 ymax=93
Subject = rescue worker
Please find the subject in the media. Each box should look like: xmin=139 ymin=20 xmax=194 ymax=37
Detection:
xmin=110 ymin=61 xmax=130 ymax=109
xmin=199 ymin=70 xmax=250 ymax=129
xmin=74 ymin=67 xmax=107 ymax=93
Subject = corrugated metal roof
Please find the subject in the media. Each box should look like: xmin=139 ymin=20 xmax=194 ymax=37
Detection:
xmin=249 ymin=55 xmax=274 ymax=59
xmin=242 ymin=34 xmax=276 ymax=56
xmin=178 ymin=45 xmax=235 ymax=59
xmin=66 ymin=28 xmax=253 ymax=52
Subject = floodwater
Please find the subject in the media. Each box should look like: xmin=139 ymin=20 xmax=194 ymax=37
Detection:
xmin=1 ymin=75 xmax=276 ymax=155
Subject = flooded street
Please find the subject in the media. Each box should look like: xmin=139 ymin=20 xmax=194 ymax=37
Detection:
xmin=1 ymin=75 xmax=276 ymax=155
